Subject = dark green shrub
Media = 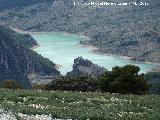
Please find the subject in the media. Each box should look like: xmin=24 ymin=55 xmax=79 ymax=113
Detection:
xmin=98 ymin=65 xmax=149 ymax=94
xmin=2 ymin=80 xmax=22 ymax=89
xmin=32 ymin=83 xmax=45 ymax=90
xmin=44 ymin=76 xmax=98 ymax=92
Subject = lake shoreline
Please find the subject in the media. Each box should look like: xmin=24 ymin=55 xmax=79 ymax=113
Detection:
xmin=12 ymin=28 xmax=135 ymax=61
xmin=79 ymin=44 xmax=157 ymax=65
xmin=12 ymin=27 xmax=159 ymax=73
xmin=30 ymin=44 xmax=40 ymax=50
xmin=55 ymin=64 xmax=63 ymax=69
xmin=11 ymin=28 xmax=90 ymax=39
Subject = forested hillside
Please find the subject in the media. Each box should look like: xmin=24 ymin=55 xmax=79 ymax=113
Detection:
xmin=0 ymin=0 xmax=160 ymax=63
xmin=0 ymin=26 xmax=60 ymax=88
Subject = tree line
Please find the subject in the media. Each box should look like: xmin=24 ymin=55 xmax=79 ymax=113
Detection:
xmin=1 ymin=65 xmax=150 ymax=95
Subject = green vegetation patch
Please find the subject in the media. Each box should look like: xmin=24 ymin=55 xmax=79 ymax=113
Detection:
xmin=0 ymin=88 xmax=160 ymax=119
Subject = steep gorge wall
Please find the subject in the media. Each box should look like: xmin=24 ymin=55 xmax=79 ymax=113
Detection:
xmin=0 ymin=26 xmax=60 ymax=88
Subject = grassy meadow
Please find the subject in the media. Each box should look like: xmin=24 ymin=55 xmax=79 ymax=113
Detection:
xmin=0 ymin=89 xmax=160 ymax=119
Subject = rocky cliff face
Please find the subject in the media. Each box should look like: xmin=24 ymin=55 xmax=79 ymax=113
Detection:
xmin=0 ymin=26 xmax=60 ymax=88
xmin=67 ymin=57 xmax=106 ymax=77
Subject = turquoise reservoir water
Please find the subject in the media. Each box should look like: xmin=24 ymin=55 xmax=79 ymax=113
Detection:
xmin=32 ymin=32 xmax=156 ymax=75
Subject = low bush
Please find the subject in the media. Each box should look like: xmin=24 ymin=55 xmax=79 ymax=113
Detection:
xmin=44 ymin=76 xmax=98 ymax=92
xmin=2 ymin=80 xmax=22 ymax=89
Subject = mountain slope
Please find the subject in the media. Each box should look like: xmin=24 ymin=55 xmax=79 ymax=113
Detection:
xmin=0 ymin=26 xmax=60 ymax=88
xmin=0 ymin=0 xmax=54 ymax=10
xmin=0 ymin=25 xmax=37 ymax=48
xmin=0 ymin=0 xmax=159 ymax=63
